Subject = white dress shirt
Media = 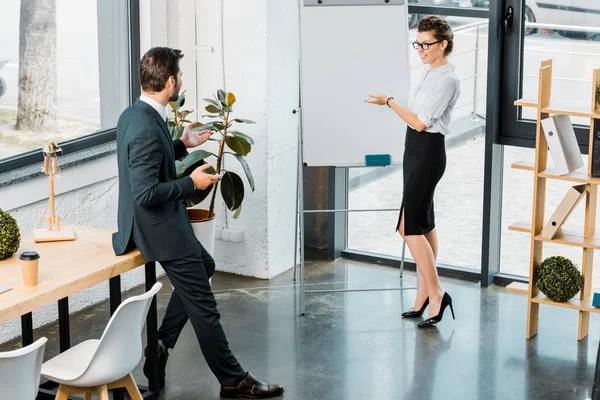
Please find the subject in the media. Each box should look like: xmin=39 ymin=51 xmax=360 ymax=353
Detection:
xmin=407 ymin=63 xmax=460 ymax=135
xmin=140 ymin=93 xmax=168 ymax=122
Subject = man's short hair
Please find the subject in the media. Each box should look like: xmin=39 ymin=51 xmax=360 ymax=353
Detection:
xmin=139 ymin=47 xmax=184 ymax=93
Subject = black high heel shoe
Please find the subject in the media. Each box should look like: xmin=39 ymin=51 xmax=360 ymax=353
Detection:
xmin=417 ymin=292 xmax=455 ymax=328
xmin=401 ymin=297 xmax=429 ymax=318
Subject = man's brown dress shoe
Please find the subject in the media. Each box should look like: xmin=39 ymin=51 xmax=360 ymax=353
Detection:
xmin=220 ymin=372 xmax=284 ymax=399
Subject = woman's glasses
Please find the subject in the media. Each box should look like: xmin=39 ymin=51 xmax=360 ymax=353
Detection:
xmin=412 ymin=40 xmax=441 ymax=50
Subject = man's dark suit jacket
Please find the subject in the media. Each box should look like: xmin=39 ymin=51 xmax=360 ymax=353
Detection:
xmin=112 ymin=99 xmax=201 ymax=262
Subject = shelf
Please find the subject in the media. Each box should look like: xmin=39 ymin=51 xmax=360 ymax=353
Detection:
xmin=508 ymin=221 xmax=531 ymax=233
xmin=514 ymin=98 xmax=537 ymax=108
xmin=509 ymin=220 xmax=600 ymax=249
xmin=506 ymin=283 xmax=600 ymax=313
xmin=513 ymin=98 xmax=600 ymax=119
xmin=510 ymin=161 xmax=600 ymax=185
xmin=532 ymin=292 xmax=600 ymax=313
xmin=506 ymin=282 xmax=529 ymax=294
xmin=511 ymin=161 xmax=534 ymax=171
xmin=536 ymin=231 xmax=600 ymax=250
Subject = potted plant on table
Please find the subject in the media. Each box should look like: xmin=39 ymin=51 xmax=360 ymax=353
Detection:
xmin=168 ymin=90 xmax=255 ymax=255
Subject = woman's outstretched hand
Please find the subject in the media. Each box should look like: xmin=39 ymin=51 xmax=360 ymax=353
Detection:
xmin=364 ymin=93 xmax=389 ymax=106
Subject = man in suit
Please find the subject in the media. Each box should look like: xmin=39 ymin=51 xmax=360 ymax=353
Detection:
xmin=112 ymin=47 xmax=283 ymax=399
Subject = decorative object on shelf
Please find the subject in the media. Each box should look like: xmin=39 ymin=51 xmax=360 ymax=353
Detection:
xmin=595 ymin=85 xmax=600 ymax=109
xmin=593 ymin=119 xmax=600 ymax=178
xmin=537 ymin=256 xmax=583 ymax=302
xmin=540 ymin=184 xmax=586 ymax=239
xmin=33 ymin=143 xmax=76 ymax=243
xmin=593 ymin=292 xmax=600 ymax=308
xmin=0 ymin=209 xmax=20 ymax=261
xmin=540 ymin=114 xmax=584 ymax=175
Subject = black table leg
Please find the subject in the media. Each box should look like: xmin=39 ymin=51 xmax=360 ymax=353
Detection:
xmin=21 ymin=313 xmax=33 ymax=346
xmin=109 ymin=275 xmax=125 ymax=400
xmin=58 ymin=298 xmax=70 ymax=352
xmin=145 ymin=261 xmax=160 ymax=397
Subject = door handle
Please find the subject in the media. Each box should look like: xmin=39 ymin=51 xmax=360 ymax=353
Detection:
xmin=504 ymin=5 xmax=514 ymax=36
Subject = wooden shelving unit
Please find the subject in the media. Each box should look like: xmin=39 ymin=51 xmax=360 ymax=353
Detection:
xmin=510 ymin=59 xmax=600 ymax=340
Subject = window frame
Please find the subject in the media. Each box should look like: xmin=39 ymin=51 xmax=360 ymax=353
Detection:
xmin=0 ymin=0 xmax=141 ymax=175
xmin=498 ymin=0 xmax=593 ymax=152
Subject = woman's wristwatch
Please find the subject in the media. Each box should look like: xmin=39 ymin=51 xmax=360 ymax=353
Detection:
xmin=386 ymin=96 xmax=394 ymax=108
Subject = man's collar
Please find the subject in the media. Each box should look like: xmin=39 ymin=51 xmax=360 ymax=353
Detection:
xmin=140 ymin=93 xmax=167 ymax=121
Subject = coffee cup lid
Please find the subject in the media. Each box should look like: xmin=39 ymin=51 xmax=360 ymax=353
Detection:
xmin=19 ymin=251 xmax=40 ymax=261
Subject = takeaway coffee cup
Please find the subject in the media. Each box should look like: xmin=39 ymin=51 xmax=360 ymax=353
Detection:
xmin=19 ymin=251 xmax=40 ymax=286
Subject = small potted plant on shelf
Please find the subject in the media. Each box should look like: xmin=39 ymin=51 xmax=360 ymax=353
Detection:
xmin=168 ymin=90 xmax=255 ymax=255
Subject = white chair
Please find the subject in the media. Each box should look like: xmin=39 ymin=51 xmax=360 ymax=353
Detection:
xmin=0 ymin=337 xmax=48 ymax=400
xmin=41 ymin=282 xmax=162 ymax=400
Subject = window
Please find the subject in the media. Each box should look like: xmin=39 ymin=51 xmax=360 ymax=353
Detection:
xmin=0 ymin=0 xmax=136 ymax=173
xmin=500 ymin=0 xmax=600 ymax=147
xmin=347 ymin=8 xmax=490 ymax=271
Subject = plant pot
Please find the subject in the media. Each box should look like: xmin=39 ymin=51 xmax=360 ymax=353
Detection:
xmin=187 ymin=208 xmax=216 ymax=256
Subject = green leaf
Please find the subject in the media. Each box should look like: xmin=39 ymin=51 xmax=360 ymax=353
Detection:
xmin=180 ymin=119 xmax=192 ymax=123
xmin=175 ymin=161 xmax=186 ymax=179
xmin=180 ymin=110 xmax=193 ymax=119
xmin=217 ymin=89 xmax=227 ymax=106
xmin=191 ymin=122 xmax=218 ymax=132
xmin=175 ymin=91 xmax=186 ymax=110
xmin=202 ymin=115 xmax=220 ymax=119
xmin=182 ymin=150 xmax=214 ymax=171
xmin=187 ymin=186 xmax=213 ymax=206
xmin=230 ymin=153 xmax=255 ymax=191
xmin=171 ymin=126 xmax=185 ymax=140
xmin=214 ymin=122 xmax=226 ymax=131
xmin=233 ymin=204 xmax=242 ymax=219
xmin=225 ymin=135 xmax=252 ymax=156
xmin=185 ymin=164 xmax=216 ymax=206
xmin=205 ymin=104 xmax=221 ymax=114
xmin=220 ymin=171 xmax=244 ymax=211
xmin=229 ymin=130 xmax=254 ymax=145
xmin=234 ymin=118 xmax=255 ymax=124
xmin=204 ymin=98 xmax=220 ymax=107
xmin=225 ymin=92 xmax=236 ymax=107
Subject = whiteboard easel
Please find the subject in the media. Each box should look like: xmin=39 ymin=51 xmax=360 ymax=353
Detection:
xmin=293 ymin=0 xmax=415 ymax=316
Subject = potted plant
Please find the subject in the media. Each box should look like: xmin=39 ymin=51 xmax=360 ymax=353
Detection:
xmin=168 ymin=90 xmax=255 ymax=255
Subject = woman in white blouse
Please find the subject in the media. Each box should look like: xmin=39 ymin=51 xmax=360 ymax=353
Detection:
xmin=365 ymin=15 xmax=460 ymax=328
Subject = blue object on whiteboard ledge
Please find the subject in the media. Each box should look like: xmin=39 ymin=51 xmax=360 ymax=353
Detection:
xmin=593 ymin=292 xmax=600 ymax=308
xmin=365 ymin=154 xmax=391 ymax=166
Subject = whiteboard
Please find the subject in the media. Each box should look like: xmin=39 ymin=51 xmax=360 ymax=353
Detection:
xmin=299 ymin=0 xmax=410 ymax=167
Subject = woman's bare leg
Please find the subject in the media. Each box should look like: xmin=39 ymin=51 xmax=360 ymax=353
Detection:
xmin=400 ymin=212 xmax=444 ymax=317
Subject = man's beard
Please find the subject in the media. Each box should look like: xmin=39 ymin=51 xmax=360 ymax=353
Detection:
xmin=168 ymin=90 xmax=179 ymax=102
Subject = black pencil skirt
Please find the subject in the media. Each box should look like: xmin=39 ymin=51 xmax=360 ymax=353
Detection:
xmin=397 ymin=126 xmax=446 ymax=235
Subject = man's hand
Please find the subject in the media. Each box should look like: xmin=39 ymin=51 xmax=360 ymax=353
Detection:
xmin=181 ymin=122 xmax=213 ymax=148
xmin=190 ymin=163 xmax=219 ymax=190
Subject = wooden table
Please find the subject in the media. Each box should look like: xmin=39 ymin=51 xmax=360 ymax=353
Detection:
xmin=0 ymin=226 xmax=160 ymax=399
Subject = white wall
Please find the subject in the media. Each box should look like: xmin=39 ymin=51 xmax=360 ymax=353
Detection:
xmin=180 ymin=0 xmax=299 ymax=278
xmin=266 ymin=0 xmax=300 ymax=278
xmin=0 ymin=0 xmax=300 ymax=343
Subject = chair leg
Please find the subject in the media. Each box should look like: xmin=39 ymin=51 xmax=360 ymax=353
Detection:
xmin=84 ymin=392 xmax=93 ymax=400
xmin=123 ymin=373 xmax=144 ymax=400
xmin=55 ymin=385 xmax=70 ymax=400
xmin=98 ymin=385 xmax=109 ymax=400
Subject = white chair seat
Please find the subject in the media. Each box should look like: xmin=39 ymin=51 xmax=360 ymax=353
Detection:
xmin=41 ymin=339 xmax=99 ymax=385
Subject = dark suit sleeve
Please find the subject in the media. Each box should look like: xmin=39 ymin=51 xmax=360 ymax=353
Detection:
xmin=128 ymin=130 xmax=196 ymax=207
xmin=173 ymin=138 xmax=187 ymax=160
